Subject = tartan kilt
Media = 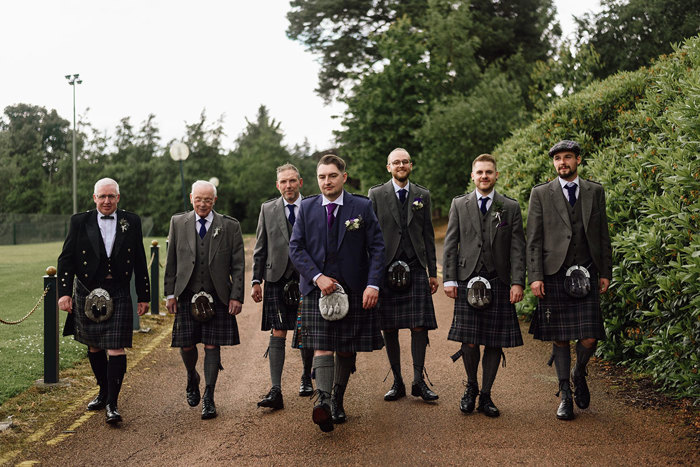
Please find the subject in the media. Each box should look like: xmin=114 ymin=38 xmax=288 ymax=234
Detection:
xmin=296 ymin=289 xmax=384 ymax=353
xmin=447 ymin=277 xmax=523 ymax=348
xmin=73 ymin=281 xmax=133 ymax=349
xmin=529 ymin=266 xmax=606 ymax=341
xmin=378 ymin=263 xmax=437 ymax=330
xmin=261 ymin=279 xmax=298 ymax=331
xmin=171 ymin=290 xmax=240 ymax=347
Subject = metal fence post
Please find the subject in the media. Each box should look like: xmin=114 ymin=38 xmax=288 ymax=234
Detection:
xmin=43 ymin=266 xmax=59 ymax=384
xmin=150 ymin=240 xmax=160 ymax=315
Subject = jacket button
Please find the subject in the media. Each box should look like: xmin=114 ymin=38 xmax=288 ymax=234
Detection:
xmin=82 ymin=250 xmax=86 ymax=254
xmin=83 ymin=262 xmax=87 ymax=266
xmin=84 ymin=274 xmax=88 ymax=278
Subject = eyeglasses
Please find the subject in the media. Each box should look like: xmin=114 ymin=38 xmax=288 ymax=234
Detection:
xmin=96 ymin=194 xmax=117 ymax=200
xmin=193 ymin=197 xmax=214 ymax=204
xmin=390 ymin=159 xmax=412 ymax=167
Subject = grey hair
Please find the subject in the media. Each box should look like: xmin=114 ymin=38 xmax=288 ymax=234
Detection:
xmin=94 ymin=178 xmax=120 ymax=195
xmin=191 ymin=180 xmax=217 ymax=197
xmin=276 ymin=163 xmax=301 ymax=178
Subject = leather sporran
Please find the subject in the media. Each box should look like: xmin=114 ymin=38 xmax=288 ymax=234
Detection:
xmin=84 ymin=288 xmax=114 ymax=323
xmin=387 ymin=260 xmax=411 ymax=292
xmin=319 ymin=284 xmax=349 ymax=321
xmin=282 ymin=279 xmax=301 ymax=310
xmin=564 ymin=265 xmax=591 ymax=298
xmin=466 ymin=276 xmax=492 ymax=310
xmin=190 ymin=291 xmax=215 ymax=322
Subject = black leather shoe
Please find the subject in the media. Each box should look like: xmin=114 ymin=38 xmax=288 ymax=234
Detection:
xmin=312 ymin=391 xmax=334 ymax=432
xmin=477 ymin=392 xmax=500 ymax=418
xmin=571 ymin=367 xmax=590 ymax=409
xmin=299 ymin=375 xmax=314 ymax=397
xmin=384 ymin=380 xmax=406 ymax=401
xmin=258 ymin=386 xmax=284 ymax=410
xmin=459 ymin=383 xmax=478 ymax=414
xmin=105 ymin=403 xmax=122 ymax=424
xmin=201 ymin=386 xmax=217 ymax=420
xmin=331 ymin=384 xmax=346 ymax=424
xmin=556 ymin=381 xmax=575 ymax=421
xmin=186 ymin=371 xmax=201 ymax=407
xmin=411 ymin=380 xmax=439 ymax=401
xmin=87 ymin=391 xmax=107 ymax=411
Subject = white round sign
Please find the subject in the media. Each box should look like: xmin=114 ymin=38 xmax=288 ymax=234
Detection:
xmin=169 ymin=142 xmax=190 ymax=161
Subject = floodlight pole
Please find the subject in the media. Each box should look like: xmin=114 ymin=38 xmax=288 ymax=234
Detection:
xmin=65 ymin=74 xmax=83 ymax=214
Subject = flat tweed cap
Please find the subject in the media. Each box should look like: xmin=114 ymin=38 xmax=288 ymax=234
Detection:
xmin=548 ymin=140 xmax=581 ymax=157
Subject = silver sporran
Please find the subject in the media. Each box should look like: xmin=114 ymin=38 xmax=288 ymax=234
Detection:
xmin=387 ymin=260 xmax=411 ymax=292
xmin=191 ymin=291 xmax=215 ymax=322
xmin=564 ymin=265 xmax=591 ymax=298
xmin=466 ymin=276 xmax=492 ymax=310
xmin=85 ymin=288 xmax=114 ymax=323
xmin=319 ymin=283 xmax=349 ymax=321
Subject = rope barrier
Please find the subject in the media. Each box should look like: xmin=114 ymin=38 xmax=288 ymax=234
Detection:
xmin=0 ymin=286 xmax=50 ymax=325
xmin=148 ymin=251 xmax=155 ymax=269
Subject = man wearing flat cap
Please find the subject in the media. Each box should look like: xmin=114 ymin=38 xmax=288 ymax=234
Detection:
xmin=526 ymin=140 xmax=612 ymax=420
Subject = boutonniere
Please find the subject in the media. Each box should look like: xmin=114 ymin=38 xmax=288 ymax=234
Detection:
xmin=213 ymin=227 xmax=222 ymax=238
xmin=119 ymin=218 xmax=129 ymax=233
xmin=412 ymin=197 xmax=424 ymax=211
xmin=345 ymin=215 xmax=363 ymax=231
xmin=492 ymin=201 xmax=507 ymax=228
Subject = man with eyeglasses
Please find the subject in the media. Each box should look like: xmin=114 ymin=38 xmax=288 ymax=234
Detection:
xmin=164 ymin=180 xmax=245 ymax=420
xmin=368 ymin=148 xmax=440 ymax=403
xmin=58 ymin=177 xmax=150 ymax=425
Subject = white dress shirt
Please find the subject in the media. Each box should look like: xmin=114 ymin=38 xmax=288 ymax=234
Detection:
xmin=97 ymin=211 xmax=117 ymax=257
xmin=558 ymin=176 xmax=580 ymax=204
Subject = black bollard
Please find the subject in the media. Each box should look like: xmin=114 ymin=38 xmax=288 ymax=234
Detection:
xmin=150 ymin=240 xmax=160 ymax=315
xmin=43 ymin=266 xmax=59 ymax=384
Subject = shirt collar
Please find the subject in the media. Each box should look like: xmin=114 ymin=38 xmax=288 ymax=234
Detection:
xmin=195 ymin=211 xmax=214 ymax=223
xmin=285 ymin=195 xmax=302 ymax=208
xmin=559 ymin=176 xmax=580 ymax=188
xmin=97 ymin=210 xmax=117 ymax=220
xmin=391 ymin=179 xmax=410 ymax=193
xmin=475 ymin=189 xmax=494 ymax=201
xmin=322 ymin=191 xmax=344 ymax=206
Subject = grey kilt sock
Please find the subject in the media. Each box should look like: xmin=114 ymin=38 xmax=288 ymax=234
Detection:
xmin=575 ymin=340 xmax=596 ymax=373
xmin=481 ymin=347 xmax=502 ymax=394
xmin=383 ymin=330 xmax=402 ymax=381
xmin=313 ymin=355 xmax=335 ymax=395
xmin=411 ymin=329 xmax=428 ymax=384
xmin=334 ymin=353 xmax=356 ymax=388
xmin=268 ymin=335 xmax=286 ymax=388
xmin=204 ymin=347 xmax=221 ymax=389
xmin=552 ymin=344 xmax=571 ymax=382
xmin=180 ymin=347 xmax=198 ymax=373
xmin=300 ymin=347 xmax=314 ymax=377
xmin=462 ymin=343 xmax=480 ymax=385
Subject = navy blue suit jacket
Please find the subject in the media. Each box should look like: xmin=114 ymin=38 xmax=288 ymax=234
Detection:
xmin=289 ymin=191 xmax=385 ymax=296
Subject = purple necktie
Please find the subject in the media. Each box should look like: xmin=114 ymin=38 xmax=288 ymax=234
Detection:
xmin=326 ymin=203 xmax=336 ymax=228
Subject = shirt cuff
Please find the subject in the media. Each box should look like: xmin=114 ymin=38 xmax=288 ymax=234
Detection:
xmin=312 ymin=273 xmax=322 ymax=285
xmin=166 ymin=294 xmax=175 ymax=300
xmin=443 ymin=281 xmax=458 ymax=288
xmin=367 ymin=285 xmax=379 ymax=291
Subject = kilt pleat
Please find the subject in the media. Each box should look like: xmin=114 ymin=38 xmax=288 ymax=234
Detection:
xmin=379 ymin=265 xmax=437 ymax=330
xmin=447 ymin=277 xmax=523 ymax=348
xmin=73 ymin=282 xmax=133 ymax=349
xmin=297 ymin=290 xmax=384 ymax=353
xmin=529 ymin=267 xmax=606 ymax=341
xmin=171 ymin=291 xmax=240 ymax=347
xmin=261 ymin=280 xmax=299 ymax=331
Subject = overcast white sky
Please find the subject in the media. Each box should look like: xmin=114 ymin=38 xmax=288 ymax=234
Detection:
xmin=0 ymin=0 xmax=601 ymax=153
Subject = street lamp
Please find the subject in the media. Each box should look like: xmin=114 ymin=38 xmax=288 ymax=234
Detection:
xmin=169 ymin=142 xmax=190 ymax=211
xmin=209 ymin=177 xmax=219 ymax=188
xmin=65 ymin=74 xmax=82 ymax=214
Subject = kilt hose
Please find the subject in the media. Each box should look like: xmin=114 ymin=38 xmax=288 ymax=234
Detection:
xmin=297 ymin=289 xmax=384 ymax=353
xmin=73 ymin=280 xmax=133 ymax=349
xmin=448 ymin=276 xmax=523 ymax=348
xmin=379 ymin=262 xmax=437 ymax=331
xmin=529 ymin=266 xmax=606 ymax=341
xmin=261 ymin=279 xmax=299 ymax=331
xmin=171 ymin=290 xmax=240 ymax=347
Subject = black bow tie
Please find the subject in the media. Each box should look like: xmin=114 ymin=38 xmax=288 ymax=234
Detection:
xmin=101 ymin=215 xmax=115 ymax=220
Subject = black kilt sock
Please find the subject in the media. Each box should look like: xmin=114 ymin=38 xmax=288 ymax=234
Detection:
xmin=204 ymin=347 xmax=222 ymax=389
xmin=383 ymin=330 xmax=402 ymax=381
xmin=552 ymin=344 xmax=571 ymax=382
xmin=411 ymin=329 xmax=428 ymax=384
xmin=269 ymin=336 xmax=286 ymax=388
xmin=334 ymin=353 xmax=356 ymax=388
xmin=481 ymin=347 xmax=502 ymax=394
xmin=180 ymin=347 xmax=198 ymax=373
xmin=88 ymin=350 xmax=108 ymax=395
xmin=300 ymin=347 xmax=314 ymax=377
xmin=575 ymin=340 xmax=596 ymax=373
xmin=313 ymin=355 xmax=334 ymax=394
xmin=461 ymin=343 xmax=480 ymax=385
xmin=106 ymin=354 xmax=127 ymax=406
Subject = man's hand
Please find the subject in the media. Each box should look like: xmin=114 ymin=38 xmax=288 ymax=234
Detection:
xmin=251 ymin=283 xmax=263 ymax=303
xmin=509 ymin=285 xmax=524 ymax=304
xmin=444 ymin=286 xmax=457 ymax=299
xmin=530 ymin=281 xmax=545 ymax=299
xmin=137 ymin=302 xmax=150 ymax=316
xmin=599 ymin=278 xmax=610 ymax=294
xmin=166 ymin=297 xmax=177 ymax=314
xmin=362 ymin=287 xmax=378 ymax=309
xmin=316 ymin=275 xmax=337 ymax=296
xmin=228 ymin=299 xmax=243 ymax=315
xmin=58 ymin=295 xmax=73 ymax=312
xmin=429 ymin=277 xmax=439 ymax=295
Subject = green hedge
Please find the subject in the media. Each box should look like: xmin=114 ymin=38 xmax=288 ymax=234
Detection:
xmin=494 ymin=36 xmax=700 ymax=400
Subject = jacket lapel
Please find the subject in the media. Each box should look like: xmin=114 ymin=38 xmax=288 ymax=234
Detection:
xmin=548 ymin=179 xmax=571 ymax=229
xmin=208 ymin=212 xmax=222 ymax=263
xmin=275 ymin=197 xmax=290 ymax=242
xmin=85 ymin=210 xmax=101 ymax=258
xmin=490 ymin=192 xmax=504 ymax=244
xmin=407 ymin=183 xmax=415 ymax=225
xmin=336 ymin=190 xmax=355 ymax=248
xmin=112 ymin=210 xmax=125 ymax=258
xmin=579 ymin=179 xmax=593 ymax=231
xmin=185 ymin=212 xmax=196 ymax=257
xmin=466 ymin=191 xmax=481 ymax=234
xmin=384 ymin=182 xmax=401 ymax=227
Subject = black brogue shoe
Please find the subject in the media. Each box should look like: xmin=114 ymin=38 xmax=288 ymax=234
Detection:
xmin=299 ymin=374 xmax=314 ymax=397
xmin=186 ymin=371 xmax=201 ymax=407
xmin=257 ymin=386 xmax=284 ymax=410
xmin=571 ymin=367 xmax=590 ymax=409
xmin=105 ymin=403 xmax=122 ymax=424
xmin=87 ymin=391 xmax=107 ymax=411
xmin=556 ymin=381 xmax=575 ymax=421
xmin=201 ymin=386 xmax=217 ymax=420
xmin=459 ymin=383 xmax=478 ymax=414
xmin=411 ymin=380 xmax=439 ymax=402
xmin=477 ymin=392 xmax=500 ymax=418
xmin=384 ymin=380 xmax=406 ymax=401
xmin=312 ymin=390 xmax=334 ymax=433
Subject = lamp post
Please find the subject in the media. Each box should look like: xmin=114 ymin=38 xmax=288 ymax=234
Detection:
xmin=65 ymin=74 xmax=82 ymax=214
xmin=169 ymin=142 xmax=190 ymax=211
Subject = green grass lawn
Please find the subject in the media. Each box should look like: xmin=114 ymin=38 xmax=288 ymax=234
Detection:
xmin=0 ymin=237 xmax=167 ymax=405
